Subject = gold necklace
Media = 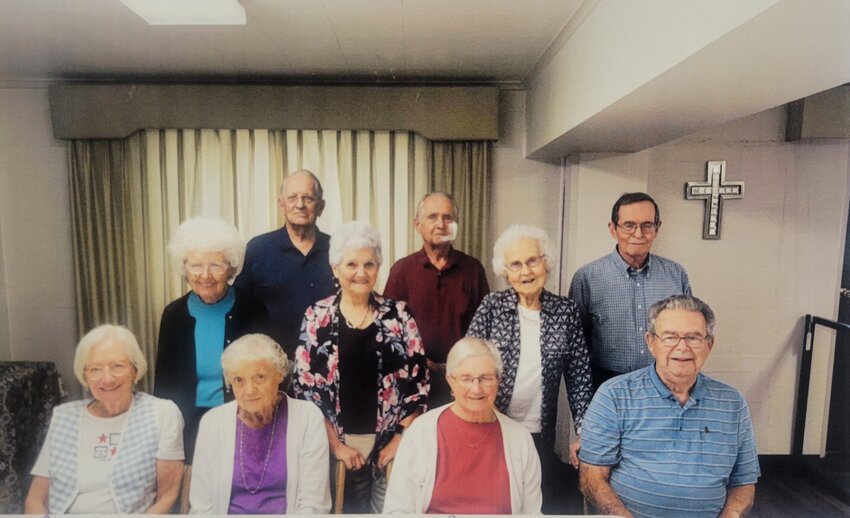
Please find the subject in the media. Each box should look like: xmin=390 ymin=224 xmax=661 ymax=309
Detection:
xmin=344 ymin=305 xmax=372 ymax=329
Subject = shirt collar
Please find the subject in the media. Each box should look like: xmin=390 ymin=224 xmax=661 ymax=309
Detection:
xmin=648 ymin=362 xmax=705 ymax=403
xmin=416 ymin=246 xmax=457 ymax=270
xmin=277 ymin=225 xmax=329 ymax=254
xmin=609 ymin=246 xmax=653 ymax=275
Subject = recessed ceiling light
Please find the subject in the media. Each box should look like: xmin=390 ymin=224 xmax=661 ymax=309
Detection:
xmin=120 ymin=0 xmax=246 ymax=26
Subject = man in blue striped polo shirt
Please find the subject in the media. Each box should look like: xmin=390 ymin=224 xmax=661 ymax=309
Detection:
xmin=579 ymin=295 xmax=759 ymax=518
xmin=569 ymin=193 xmax=691 ymax=391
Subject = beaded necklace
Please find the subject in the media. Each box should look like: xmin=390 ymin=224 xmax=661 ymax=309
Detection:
xmin=237 ymin=401 xmax=279 ymax=494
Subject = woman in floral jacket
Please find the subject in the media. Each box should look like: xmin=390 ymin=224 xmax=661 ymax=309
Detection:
xmin=293 ymin=221 xmax=429 ymax=513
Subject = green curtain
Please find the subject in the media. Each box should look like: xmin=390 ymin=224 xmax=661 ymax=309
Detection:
xmin=68 ymin=129 xmax=491 ymax=390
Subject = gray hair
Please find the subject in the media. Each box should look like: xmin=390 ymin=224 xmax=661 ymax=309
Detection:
xmin=446 ymin=337 xmax=503 ymax=378
xmin=221 ymin=334 xmax=292 ymax=389
xmin=168 ymin=217 xmax=246 ymax=281
xmin=415 ymin=192 xmax=459 ymax=222
xmin=73 ymin=324 xmax=147 ymax=389
xmin=329 ymin=220 xmax=383 ymax=268
xmin=491 ymin=224 xmax=555 ymax=278
xmin=647 ymin=294 xmax=716 ymax=338
xmin=280 ymin=169 xmax=324 ymax=200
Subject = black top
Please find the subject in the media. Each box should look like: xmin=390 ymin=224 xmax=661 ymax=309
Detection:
xmin=337 ymin=319 xmax=379 ymax=434
xmin=153 ymin=287 xmax=269 ymax=458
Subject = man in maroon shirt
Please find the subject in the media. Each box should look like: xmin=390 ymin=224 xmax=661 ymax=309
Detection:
xmin=384 ymin=192 xmax=490 ymax=407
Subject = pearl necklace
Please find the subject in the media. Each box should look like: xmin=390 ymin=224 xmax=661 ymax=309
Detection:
xmin=237 ymin=402 xmax=279 ymax=494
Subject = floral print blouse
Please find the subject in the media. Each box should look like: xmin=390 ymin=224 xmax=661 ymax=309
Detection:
xmin=293 ymin=292 xmax=429 ymax=466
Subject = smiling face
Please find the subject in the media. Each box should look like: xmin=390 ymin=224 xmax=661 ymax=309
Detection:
xmin=647 ymin=308 xmax=714 ymax=390
xmin=447 ymin=354 xmax=499 ymax=421
xmin=503 ymin=237 xmax=548 ymax=302
xmin=415 ymin=194 xmax=457 ymax=247
xmin=228 ymin=359 xmax=284 ymax=418
xmin=278 ymin=172 xmax=325 ymax=229
xmin=185 ymin=250 xmax=231 ymax=304
xmin=84 ymin=339 xmax=137 ymax=409
xmin=609 ymin=201 xmax=659 ymax=268
xmin=332 ymin=247 xmax=379 ymax=299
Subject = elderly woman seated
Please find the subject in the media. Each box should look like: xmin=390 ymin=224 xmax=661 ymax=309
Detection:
xmin=189 ymin=333 xmax=331 ymax=514
xmin=293 ymin=220 xmax=429 ymax=513
xmin=383 ymin=337 xmax=542 ymax=514
xmin=467 ymin=224 xmax=593 ymax=512
xmin=155 ymin=216 xmax=268 ymax=460
xmin=26 ymin=325 xmax=185 ymax=514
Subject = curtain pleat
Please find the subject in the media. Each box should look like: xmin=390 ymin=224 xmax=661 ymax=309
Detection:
xmin=68 ymin=129 xmax=490 ymax=390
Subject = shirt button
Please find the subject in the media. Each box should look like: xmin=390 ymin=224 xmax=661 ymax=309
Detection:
xmin=638 ymin=327 xmax=644 ymax=331
xmin=637 ymin=305 xmax=642 ymax=309
xmin=226 ymin=339 xmax=232 ymax=344
xmin=227 ymin=315 xmax=233 ymax=319
xmin=636 ymin=283 xmax=641 ymax=287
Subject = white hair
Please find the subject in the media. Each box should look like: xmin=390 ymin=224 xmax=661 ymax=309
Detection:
xmin=446 ymin=337 xmax=503 ymax=378
xmin=73 ymin=324 xmax=147 ymax=389
xmin=221 ymin=334 xmax=292 ymax=389
xmin=328 ymin=220 xmax=383 ymax=267
xmin=168 ymin=216 xmax=246 ymax=281
xmin=491 ymin=224 xmax=555 ymax=278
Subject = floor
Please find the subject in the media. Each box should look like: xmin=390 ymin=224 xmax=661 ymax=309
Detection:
xmin=549 ymin=455 xmax=850 ymax=517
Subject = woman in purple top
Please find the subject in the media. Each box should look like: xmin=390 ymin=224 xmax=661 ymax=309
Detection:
xmin=189 ymin=334 xmax=331 ymax=514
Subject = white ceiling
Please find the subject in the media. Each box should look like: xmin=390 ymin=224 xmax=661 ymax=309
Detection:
xmin=0 ymin=0 xmax=583 ymax=84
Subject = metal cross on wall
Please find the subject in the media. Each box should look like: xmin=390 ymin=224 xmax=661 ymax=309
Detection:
xmin=685 ymin=160 xmax=744 ymax=240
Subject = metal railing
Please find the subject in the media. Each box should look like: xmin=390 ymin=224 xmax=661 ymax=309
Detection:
xmin=793 ymin=314 xmax=850 ymax=455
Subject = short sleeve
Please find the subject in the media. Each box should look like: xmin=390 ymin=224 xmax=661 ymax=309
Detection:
xmin=577 ymin=385 xmax=621 ymax=466
xmin=155 ymin=398 xmax=185 ymax=461
xmin=728 ymin=398 xmax=760 ymax=486
xmin=30 ymin=435 xmax=50 ymax=477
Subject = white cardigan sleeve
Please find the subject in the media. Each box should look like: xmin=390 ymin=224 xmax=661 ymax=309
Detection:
xmin=286 ymin=398 xmax=332 ymax=514
xmin=189 ymin=403 xmax=237 ymax=514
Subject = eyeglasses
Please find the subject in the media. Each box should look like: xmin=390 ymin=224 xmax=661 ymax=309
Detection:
xmin=506 ymin=255 xmax=545 ymax=272
xmin=186 ymin=262 xmax=229 ymax=276
xmin=283 ymin=194 xmax=319 ymax=206
xmin=615 ymin=222 xmax=658 ymax=235
xmin=651 ymin=333 xmax=710 ymax=349
xmin=450 ymin=374 xmax=500 ymax=388
xmin=86 ymin=362 xmax=133 ymax=380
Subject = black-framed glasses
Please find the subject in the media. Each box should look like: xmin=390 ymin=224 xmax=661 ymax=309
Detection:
xmin=651 ymin=333 xmax=710 ymax=349
xmin=615 ymin=222 xmax=658 ymax=235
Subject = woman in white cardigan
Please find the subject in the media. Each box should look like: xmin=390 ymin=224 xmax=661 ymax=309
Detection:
xmin=383 ymin=337 xmax=542 ymax=514
xmin=189 ymin=334 xmax=331 ymax=514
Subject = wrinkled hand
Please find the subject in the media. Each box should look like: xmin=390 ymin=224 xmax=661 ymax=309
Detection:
xmin=333 ymin=442 xmax=366 ymax=471
xmin=377 ymin=435 xmax=402 ymax=470
xmin=569 ymin=436 xmax=581 ymax=469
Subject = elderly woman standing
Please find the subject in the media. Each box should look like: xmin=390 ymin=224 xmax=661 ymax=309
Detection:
xmin=383 ymin=337 xmax=542 ymax=514
xmin=26 ymin=325 xmax=184 ymax=514
xmin=154 ymin=217 xmax=269 ymax=460
xmin=293 ymin=220 xmax=429 ymax=513
xmin=189 ymin=334 xmax=331 ymax=514
xmin=467 ymin=224 xmax=593 ymax=512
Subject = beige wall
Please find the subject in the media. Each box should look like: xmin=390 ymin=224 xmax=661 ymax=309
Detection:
xmin=490 ymin=89 xmax=562 ymax=290
xmin=562 ymin=106 xmax=850 ymax=454
xmin=0 ymin=87 xmax=79 ymax=396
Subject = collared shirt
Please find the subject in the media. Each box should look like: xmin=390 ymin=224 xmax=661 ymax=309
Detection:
xmin=383 ymin=247 xmax=489 ymax=363
xmin=568 ymin=248 xmax=691 ymax=373
xmin=579 ymin=365 xmax=760 ymax=518
xmin=234 ymin=226 xmax=335 ymax=356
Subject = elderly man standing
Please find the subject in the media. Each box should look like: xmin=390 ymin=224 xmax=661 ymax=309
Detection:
xmin=579 ymin=294 xmax=760 ymax=517
xmin=384 ymin=192 xmax=489 ymax=407
xmin=235 ymin=170 xmax=335 ymax=357
xmin=569 ymin=192 xmax=691 ymax=390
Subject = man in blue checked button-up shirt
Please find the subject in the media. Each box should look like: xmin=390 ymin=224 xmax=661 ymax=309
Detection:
xmin=569 ymin=192 xmax=691 ymax=390
xmin=579 ymin=295 xmax=759 ymax=518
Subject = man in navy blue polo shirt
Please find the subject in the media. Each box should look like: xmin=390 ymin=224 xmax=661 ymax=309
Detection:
xmin=235 ymin=170 xmax=335 ymax=357
xmin=579 ymin=294 xmax=759 ymax=518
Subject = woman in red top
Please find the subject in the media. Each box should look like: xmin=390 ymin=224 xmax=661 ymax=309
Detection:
xmin=383 ymin=337 xmax=542 ymax=514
